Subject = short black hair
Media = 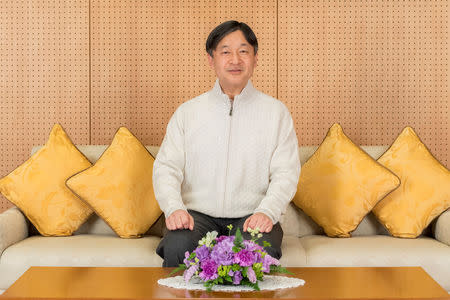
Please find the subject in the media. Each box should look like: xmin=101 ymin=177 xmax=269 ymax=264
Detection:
xmin=206 ymin=20 xmax=258 ymax=57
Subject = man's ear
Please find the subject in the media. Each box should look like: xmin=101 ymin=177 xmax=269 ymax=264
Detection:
xmin=207 ymin=53 xmax=214 ymax=68
xmin=254 ymin=53 xmax=258 ymax=67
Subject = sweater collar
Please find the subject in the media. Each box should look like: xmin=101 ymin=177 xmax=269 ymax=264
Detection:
xmin=212 ymin=79 xmax=256 ymax=103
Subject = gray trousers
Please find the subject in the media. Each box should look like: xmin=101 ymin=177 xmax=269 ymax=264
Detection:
xmin=156 ymin=210 xmax=283 ymax=267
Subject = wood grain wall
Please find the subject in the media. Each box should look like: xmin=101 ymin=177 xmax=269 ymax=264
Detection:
xmin=1 ymin=1 xmax=448 ymax=212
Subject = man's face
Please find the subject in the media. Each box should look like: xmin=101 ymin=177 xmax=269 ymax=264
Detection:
xmin=207 ymin=30 xmax=258 ymax=93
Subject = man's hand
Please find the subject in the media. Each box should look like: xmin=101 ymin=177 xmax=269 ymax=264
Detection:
xmin=243 ymin=212 xmax=273 ymax=233
xmin=166 ymin=210 xmax=194 ymax=231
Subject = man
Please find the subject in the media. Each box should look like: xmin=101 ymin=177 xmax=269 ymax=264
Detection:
xmin=154 ymin=20 xmax=300 ymax=267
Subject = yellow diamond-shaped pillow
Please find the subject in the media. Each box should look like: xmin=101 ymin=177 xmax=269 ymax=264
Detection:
xmin=0 ymin=124 xmax=93 ymax=236
xmin=373 ymin=127 xmax=450 ymax=238
xmin=292 ymin=124 xmax=400 ymax=237
xmin=66 ymin=127 xmax=161 ymax=238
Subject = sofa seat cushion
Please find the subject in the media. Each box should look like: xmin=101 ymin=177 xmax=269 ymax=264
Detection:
xmin=0 ymin=235 xmax=163 ymax=290
xmin=278 ymin=235 xmax=307 ymax=266
xmin=300 ymin=235 xmax=450 ymax=291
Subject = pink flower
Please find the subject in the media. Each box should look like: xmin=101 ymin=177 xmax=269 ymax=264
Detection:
xmin=234 ymin=249 xmax=256 ymax=267
xmin=183 ymin=251 xmax=193 ymax=267
xmin=184 ymin=264 xmax=198 ymax=283
xmin=199 ymin=258 xmax=219 ymax=281
xmin=262 ymin=254 xmax=280 ymax=273
xmin=246 ymin=267 xmax=257 ymax=283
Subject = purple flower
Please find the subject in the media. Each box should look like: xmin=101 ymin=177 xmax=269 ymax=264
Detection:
xmin=184 ymin=264 xmax=198 ymax=283
xmin=262 ymin=254 xmax=280 ymax=273
xmin=243 ymin=240 xmax=263 ymax=252
xmin=210 ymin=238 xmax=235 ymax=265
xmin=233 ymin=270 xmax=243 ymax=285
xmin=194 ymin=245 xmax=210 ymax=262
xmin=216 ymin=235 xmax=234 ymax=243
xmin=246 ymin=267 xmax=257 ymax=283
xmin=183 ymin=251 xmax=193 ymax=267
xmin=234 ymin=249 xmax=256 ymax=267
xmin=199 ymin=258 xmax=219 ymax=281
xmin=254 ymin=250 xmax=263 ymax=264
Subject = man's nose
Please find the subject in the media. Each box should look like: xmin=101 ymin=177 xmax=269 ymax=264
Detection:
xmin=230 ymin=52 xmax=240 ymax=64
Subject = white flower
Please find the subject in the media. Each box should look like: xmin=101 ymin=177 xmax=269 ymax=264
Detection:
xmin=248 ymin=227 xmax=261 ymax=238
xmin=198 ymin=231 xmax=218 ymax=247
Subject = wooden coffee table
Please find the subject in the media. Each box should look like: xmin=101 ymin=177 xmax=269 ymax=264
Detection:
xmin=1 ymin=266 xmax=449 ymax=299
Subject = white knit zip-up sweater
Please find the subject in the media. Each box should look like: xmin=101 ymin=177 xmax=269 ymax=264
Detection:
xmin=153 ymin=80 xmax=301 ymax=224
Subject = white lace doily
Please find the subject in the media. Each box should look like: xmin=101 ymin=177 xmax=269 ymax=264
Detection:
xmin=158 ymin=275 xmax=305 ymax=292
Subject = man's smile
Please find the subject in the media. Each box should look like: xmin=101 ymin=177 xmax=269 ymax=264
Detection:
xmin=228 ymin=69 xmax=243 ymax=74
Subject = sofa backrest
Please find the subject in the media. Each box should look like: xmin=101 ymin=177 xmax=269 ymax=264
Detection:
xmin=30 ymin=145 xmax=430 ymax=238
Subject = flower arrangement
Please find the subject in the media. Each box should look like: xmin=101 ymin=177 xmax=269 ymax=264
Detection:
xmin=169 ymin=225 xmax=292 ymax=291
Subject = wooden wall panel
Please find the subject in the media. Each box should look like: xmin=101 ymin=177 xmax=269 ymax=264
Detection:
xmin=279 ymin=0 xmax=449 ymax=167
xmin=90 ymin=0 xmax=277 ymax=145
xmin=1 ymin=1 xmax=449 ymax=213
xmin=0 ymin=0 xmax=90 ymax=211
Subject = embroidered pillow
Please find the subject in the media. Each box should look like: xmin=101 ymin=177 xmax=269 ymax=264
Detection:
xmin=373 ymin=127 xmax=450 ymax=238
xmin=292 ymin=123 xmax=400 ymax=237
xmin=66 ymin=127 xmax=161 ymax=238
xmin=0 ymin=124 xmax=93 ymax=236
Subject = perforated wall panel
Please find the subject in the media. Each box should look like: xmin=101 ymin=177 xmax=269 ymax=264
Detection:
xmin=90 ymin=0 xmax=277 ymax=145
xmin=279 ymin=0 xmax=449 ymax=166
xmin=0 ymin=0 xmax=90 ymax=211
xmin=1 ymin=1 xmax=448 ymax=213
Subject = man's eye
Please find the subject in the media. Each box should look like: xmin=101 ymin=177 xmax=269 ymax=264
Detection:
xmin=240 ymin=50 xmax=249 ymax=53
xmin=222 ymin=51 xmax=230 ymax=54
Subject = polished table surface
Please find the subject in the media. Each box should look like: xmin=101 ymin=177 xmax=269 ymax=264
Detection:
xmin=1 ymin=266 xmax=449 ymax=300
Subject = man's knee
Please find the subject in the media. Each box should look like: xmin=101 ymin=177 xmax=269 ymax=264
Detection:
xmin=156 ymin=229 xmax=199 ymax=266
xmin=242 ymin=223 xmax=283 ymax=259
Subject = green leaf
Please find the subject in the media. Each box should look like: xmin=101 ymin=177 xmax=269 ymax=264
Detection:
xmin=269 ymin=265 xmax=294 ymax=275
xmin=242 ymin=266 xmax=248 ymax=277
xmin=167 ymin=264 xmax=187 ymax=277
xmin=234 ymin=227 xmax=243 ymax=248
xmin=204 ymin=281 xmax=215 ymax=292
xmin=241 ymin=279 xmax=260 ymax=291
xmin=263 ymin=240 xmax=272 ymax=248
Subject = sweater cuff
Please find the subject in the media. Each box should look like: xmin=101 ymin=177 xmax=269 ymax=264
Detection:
xmin=253 ymin=207 xmax=277 ymax=225
xmin=164 ymin=202 xmax=188 ymax=219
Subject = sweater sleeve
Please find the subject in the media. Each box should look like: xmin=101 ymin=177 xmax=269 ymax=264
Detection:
xmin=153 ymin=107 xmax=187 ymax=218
xmin=254 ymin=106 xmax=301 ymax=224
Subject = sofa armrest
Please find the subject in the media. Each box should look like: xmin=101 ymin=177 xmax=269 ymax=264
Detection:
xmin=433 ymin=208 xmax=450 ymax=246
xmin=0 ymin=207 xmax=28 ymax=255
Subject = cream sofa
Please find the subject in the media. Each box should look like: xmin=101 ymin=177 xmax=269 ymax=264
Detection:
xmin=0 ymin=145 xmax=449 ymax=293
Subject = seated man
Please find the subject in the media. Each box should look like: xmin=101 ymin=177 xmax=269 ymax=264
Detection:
xmin=154 ymin=20 xmax=301 ymax=267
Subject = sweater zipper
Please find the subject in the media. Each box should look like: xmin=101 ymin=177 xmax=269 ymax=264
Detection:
xmin=223 ymin=99 xmax=234 ymax=213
